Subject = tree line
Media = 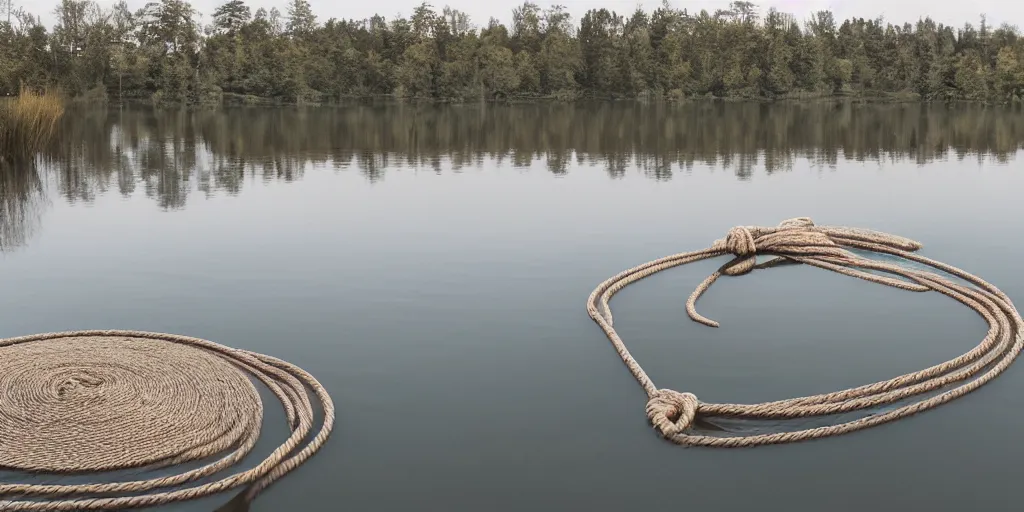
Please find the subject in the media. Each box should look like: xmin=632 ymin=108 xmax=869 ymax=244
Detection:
xmin=2 ymin=0 xmax=1024 ymax=103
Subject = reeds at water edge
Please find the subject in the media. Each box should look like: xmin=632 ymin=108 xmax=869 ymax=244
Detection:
xmin=0 ymin=87 xmax=65 ymax=161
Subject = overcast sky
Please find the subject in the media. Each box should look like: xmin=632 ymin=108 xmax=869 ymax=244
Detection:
xmin=24 ymin=0 xmax=1023 ymax=31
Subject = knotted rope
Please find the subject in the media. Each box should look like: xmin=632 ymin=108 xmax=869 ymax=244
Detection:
xmin=587 ymin=217 xmax=1024 ymax=446
xmin=0 ymin=330 xmax=334 ymax=511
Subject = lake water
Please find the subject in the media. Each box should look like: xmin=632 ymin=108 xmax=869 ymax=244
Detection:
xmin=1 ymin=102 xmax=1024 ymax=511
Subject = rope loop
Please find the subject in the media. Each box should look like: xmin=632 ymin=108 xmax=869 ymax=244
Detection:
xmin=588 ymin=218 xmax=1023 ymax=447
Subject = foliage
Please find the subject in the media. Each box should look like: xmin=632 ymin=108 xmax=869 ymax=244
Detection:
xmin=1 ymin=0 xmax=1024 ymax=103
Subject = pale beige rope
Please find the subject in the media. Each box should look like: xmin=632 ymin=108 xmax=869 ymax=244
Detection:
xmin=587 ymin=217 xmax=1024 ymax=446
xmin=0 ymin=330 xmax=334 ymax=511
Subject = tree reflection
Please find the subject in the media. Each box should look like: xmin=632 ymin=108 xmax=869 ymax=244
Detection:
xmin=20 ymin=100 xmax=1024 ymax=209
xmin=1 ymin=101 xmax=1020 ymax=251
xmin=0 ymin=160 xmax=46 ymax=252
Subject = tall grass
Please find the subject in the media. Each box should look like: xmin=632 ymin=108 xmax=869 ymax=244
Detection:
xmin=0 ymin=87 xmax=65 ymax=160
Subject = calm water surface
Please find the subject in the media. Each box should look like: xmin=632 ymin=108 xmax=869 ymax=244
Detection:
xmin=2 ymin=103 xmax=1024 ymax=511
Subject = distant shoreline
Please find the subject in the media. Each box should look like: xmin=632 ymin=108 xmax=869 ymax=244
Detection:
xmin=81 ymin=90 xmax=1005 ymax=108
xmin=6 ymin=2 xmax=1022 ymax=108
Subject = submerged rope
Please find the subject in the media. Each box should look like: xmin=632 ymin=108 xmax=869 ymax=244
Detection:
xmin=587 ymin=217 xmax=1024 ymax=446
xmin=0 ymin=330 xmax=334 ymax=511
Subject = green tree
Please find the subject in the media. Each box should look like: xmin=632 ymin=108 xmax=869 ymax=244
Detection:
xmin=480 ymin=45 xmax=519 ymax=97
xmin=212 ymin=0 xmax=249 ymax=35
xmin=396 ymin=41 xmax=438 ymax=97
xmin=955 ymin=50 xmax=989 ymax=100
xmin=760 ymin=8 xmax=795 ymax=96
xmin=514 ymin=49 xmax=539 ymax=94
xmin=286 ymin=0 xmax=315 ymax=37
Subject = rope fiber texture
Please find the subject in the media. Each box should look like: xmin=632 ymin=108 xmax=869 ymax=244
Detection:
xmin=587 ymin=217 xmax=1024 ymax=446
xmin=0 ymin=331 xmax=334 ymax=511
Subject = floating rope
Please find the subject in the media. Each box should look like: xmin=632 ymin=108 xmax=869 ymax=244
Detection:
xmin=587 ymin=217 xmax=1024 ymax=446
xmin=0 ymin=330 xmax=334 ymax=511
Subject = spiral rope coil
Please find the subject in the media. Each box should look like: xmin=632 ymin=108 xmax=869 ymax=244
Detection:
xmin=0 ymin=330 xmax=334 ymax=511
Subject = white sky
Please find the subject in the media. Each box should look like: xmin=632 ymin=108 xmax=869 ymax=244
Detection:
xmin=25 ymin=0 xmax=1023 ymax=31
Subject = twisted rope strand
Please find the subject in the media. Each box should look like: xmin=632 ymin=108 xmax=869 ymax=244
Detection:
xmin=587 ymin=217 xmax=1024 ymax=447
xmin=0 ymin=330 xmax=335 ymax=511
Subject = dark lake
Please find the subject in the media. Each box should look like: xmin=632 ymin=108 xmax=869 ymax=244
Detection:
xmin=1 ymin=101 xmax=1023 ymax=511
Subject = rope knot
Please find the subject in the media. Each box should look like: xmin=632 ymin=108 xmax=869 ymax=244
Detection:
xmin=723 ymin=226 xmax=757 ymax=257
xmin=713 ymin=217 xmax=827 ymax=276
xmin=645 ymin=389 xmax=699 ymax=438
xmin=713 ymin=226 xmax=759 ymax=275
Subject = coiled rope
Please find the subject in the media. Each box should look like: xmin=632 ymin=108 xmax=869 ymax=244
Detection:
xmin=587 ymin=217 xmax=1024 ymax=446
xmin=0 ymin=330 xmax=334 ymax=511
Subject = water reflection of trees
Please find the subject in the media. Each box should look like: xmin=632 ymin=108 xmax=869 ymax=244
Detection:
xmin=0 ymin=101 xmax=1015 ymax=251
xmin=0 ymin=161 xmax=46 ymax=252
xmin=34 ymin=101 xmax=1024 ymax=208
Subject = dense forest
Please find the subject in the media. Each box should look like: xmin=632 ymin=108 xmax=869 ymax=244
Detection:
xmin=1 ymin=0 xmax=1024 ymax=103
